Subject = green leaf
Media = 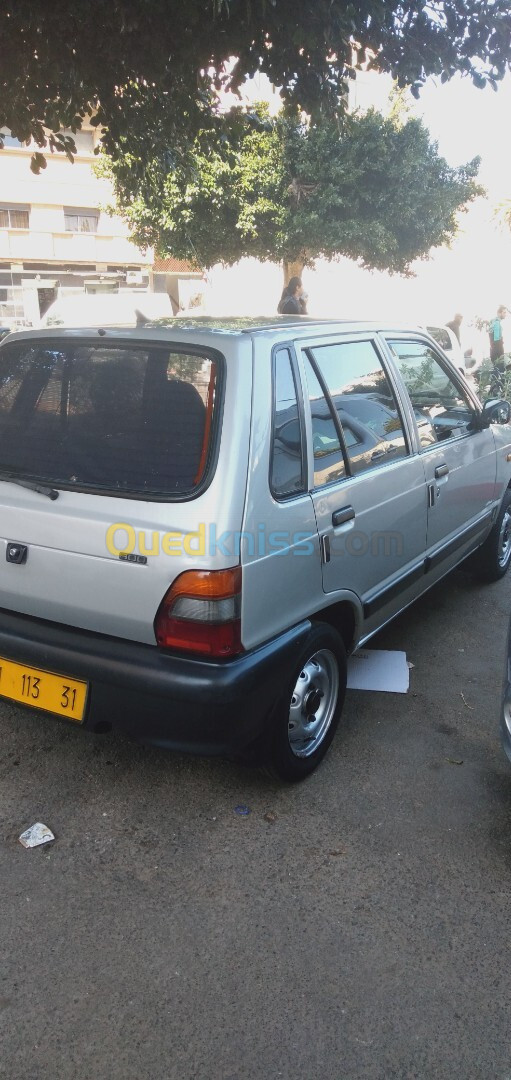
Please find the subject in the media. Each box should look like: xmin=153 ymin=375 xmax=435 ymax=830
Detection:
xmin=1 ymin=0 xmax=509 ymax=171
xmin=30 ymin=152 xmax=47 ymax=174
xmin=104 ymin=104 xmax=482 ymax=275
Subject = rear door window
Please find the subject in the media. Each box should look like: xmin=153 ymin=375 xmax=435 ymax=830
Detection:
xmin=0 ymin=341 xmax=220 ymax=498
xmin=271 ymin=349 xmax=306 ymax=498
xmin=309 ymin=339 xmax=409 ymax=476
xmin=304 ymin=358 xmax=347 ymax=488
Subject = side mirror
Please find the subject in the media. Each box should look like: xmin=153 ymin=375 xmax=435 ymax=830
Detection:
xmin=479 ymin=399 xmax=511 ymax=427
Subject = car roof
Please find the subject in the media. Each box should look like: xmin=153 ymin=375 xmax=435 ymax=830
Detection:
xmin=4 ymin=315 xmax=432 ymax=347
xmin=156 ymin=316 xmax=352 ymax=334
xmin=146 ymin=316 xmax=426 ymax=337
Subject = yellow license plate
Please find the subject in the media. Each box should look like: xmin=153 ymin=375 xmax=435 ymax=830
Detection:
xmin=0 ymin=657 xmax=88 ymax=723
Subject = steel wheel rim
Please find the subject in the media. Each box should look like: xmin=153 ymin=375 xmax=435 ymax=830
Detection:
xmin=498 ymin=509 xmax=511 ymax=568
xmin=288 ymin=648 xmax=339 ymax=758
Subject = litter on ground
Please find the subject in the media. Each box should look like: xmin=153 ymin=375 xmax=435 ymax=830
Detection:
xmin=347 ymin=649 xmax=409 ymax=694
xmin=19 ymin=823 xmax=55 ymax=849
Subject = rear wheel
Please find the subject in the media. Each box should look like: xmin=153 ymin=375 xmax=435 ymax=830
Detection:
xmin=470 ymin=490 xmax=511 ymax=582
xmin=264 ymin=622 xmax=347 ymax=781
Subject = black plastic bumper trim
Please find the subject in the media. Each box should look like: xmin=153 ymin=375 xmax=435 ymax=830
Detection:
xmin=0 ymin=607 xmax=311 ymax=755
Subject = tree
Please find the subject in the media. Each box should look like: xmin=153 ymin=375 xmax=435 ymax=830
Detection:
xmin=103 ymin=107 xmax=482 ymax=282
xmin=494 ymin=198 xmax=511 ymax=231
xmin=1 ymin=0 xmax=510 ymax=172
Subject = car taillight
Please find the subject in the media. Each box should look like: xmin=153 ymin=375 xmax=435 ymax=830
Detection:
xmin=154 ymin=567 xmax=242 ymax=657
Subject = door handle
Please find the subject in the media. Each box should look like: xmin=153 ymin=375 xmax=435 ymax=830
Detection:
xmin=332 ymin=505 xmax=355 ymax=527
xmin=371 ymin=450 xmax=386 ymax=461
xmin=321 ymin=534 xmax=331 ymax=564
xmin=434 ymin=464 xmax=449 ymax=479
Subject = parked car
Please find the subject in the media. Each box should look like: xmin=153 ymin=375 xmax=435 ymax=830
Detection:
xmin=426 ymin=323 xmax=485 ymax=390
xmin=0 ymin=317 xmax=510 ymax=780
xmin=39 ymin=292 xmax=173 ymax=329
xmin=501 ymin=620 xmax=511 ymax=766
xmin=426 ymin=324 xmax=465 ymax=372
xmin=0 ymin=327 xmax=11 ymax=343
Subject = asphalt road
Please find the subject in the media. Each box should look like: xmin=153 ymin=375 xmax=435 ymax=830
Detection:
xmin=1 ymin=568 xmax=511 ymax=1080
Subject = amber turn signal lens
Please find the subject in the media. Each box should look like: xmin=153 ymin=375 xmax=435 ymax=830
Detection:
xmin=168 ymin=567 xmax=241 ymax=600
xmin=154 ymin=567 xmax=243 ymax=657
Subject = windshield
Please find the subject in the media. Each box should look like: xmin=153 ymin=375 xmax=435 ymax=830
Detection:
xmin=0 ymin=341 xmax=220 ymax=499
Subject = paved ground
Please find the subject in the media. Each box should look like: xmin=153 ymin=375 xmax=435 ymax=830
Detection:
xmin=1 ymin=568 xmax=511 ymax=1080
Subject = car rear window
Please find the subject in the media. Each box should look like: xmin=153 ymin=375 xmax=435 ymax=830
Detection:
xmin=0 ymin=341 xmax=220 ymax=498
xmin=427 ymin=326 xmax=451 ymax=352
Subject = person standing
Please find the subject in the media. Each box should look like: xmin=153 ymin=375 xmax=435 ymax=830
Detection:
xmin=278 ymin=276 xmax=305 ymax=315
xmin=298 ymin=290 xmax=308 ymax=315
xmin=489 ymin=305 xmax=507 ymax=362
xmin=446 ymin=312 xmax=463 ymax=344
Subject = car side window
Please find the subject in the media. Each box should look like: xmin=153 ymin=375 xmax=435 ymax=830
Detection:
xmin=309 ymin=340 xmax=409 ymax=476
xmin=271 ymin=349 xmax=306 ymax=497
xmin=303 ymin=358 xmax=346 ymax=488
xmin=387 ymin=340 xmax=476 ymax=449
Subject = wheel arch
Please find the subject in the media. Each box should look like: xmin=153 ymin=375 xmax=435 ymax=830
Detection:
xmin=310 ymin=599 xmax=359 ymax=655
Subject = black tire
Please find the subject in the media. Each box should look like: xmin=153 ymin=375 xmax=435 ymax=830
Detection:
xmin=263 ymin=621 xmax=347 ymax=782
xmin=470 ymin=489 xmax=511 ymax=582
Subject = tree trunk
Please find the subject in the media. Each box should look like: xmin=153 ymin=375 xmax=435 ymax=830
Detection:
xmin=282 ymin=258 xmax=305 ymax=286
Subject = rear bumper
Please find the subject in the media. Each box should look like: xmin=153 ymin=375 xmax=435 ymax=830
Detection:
xmin=0 ymin=608 xmax=311 ymax=755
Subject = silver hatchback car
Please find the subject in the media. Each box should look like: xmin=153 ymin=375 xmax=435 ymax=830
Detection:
xmin=501 ymin=621 xmax=511 ymax=765
xmin=0 ymin=317 xmax=510 ymax=780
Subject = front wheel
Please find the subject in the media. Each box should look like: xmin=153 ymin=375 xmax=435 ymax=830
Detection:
xmin=264 ymin=622 xmax=347 ymax=781
xmin=470 ymin=490 xmax=511 ymax=582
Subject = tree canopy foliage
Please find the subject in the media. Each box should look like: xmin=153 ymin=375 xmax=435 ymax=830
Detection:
xmin=104 ymin=107 xmax=482 ymax=276
xmin=1 ymin=0 xmax=510 ymax=172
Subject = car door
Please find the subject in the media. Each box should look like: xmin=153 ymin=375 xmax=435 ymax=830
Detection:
xmin=385 ymin=336 xmax=497 ymax=578
xmin=296 ymin=334 xmax=428 ymax=630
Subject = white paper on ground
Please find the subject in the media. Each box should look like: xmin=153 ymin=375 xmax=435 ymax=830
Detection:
xmin=19 ymin=823 xmax=55 ymax=848
xmin=347 ymin=649 xmax=409 ymax=694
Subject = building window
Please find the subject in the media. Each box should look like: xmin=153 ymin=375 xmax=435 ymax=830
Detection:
xmin=64 ymin=209 xmax=99 ymax=234
xmin=71 ymin=131 xmax=95 ymax=154
xmin=1 ymin=133 xmax=29 ymax=149
xmin=0 ymin=205 xmax=30 ymax=229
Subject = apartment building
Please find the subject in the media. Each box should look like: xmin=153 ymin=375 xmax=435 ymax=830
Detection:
xmin=0 ymin=124 xmax=155 ymax=327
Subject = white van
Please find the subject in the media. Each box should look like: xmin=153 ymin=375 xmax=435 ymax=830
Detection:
xmin=0 ymin=317 xmax=509 ymax=780
xmin=40 ymin=292 xmax=173 ymax=329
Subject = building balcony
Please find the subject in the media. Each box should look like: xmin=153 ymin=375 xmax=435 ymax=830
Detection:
xmin=0 ymin=228 xmax=152 ymax=266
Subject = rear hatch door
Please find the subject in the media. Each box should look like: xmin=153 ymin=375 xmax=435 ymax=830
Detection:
xmin=0 ymin=331 xmax=248 ymax=643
